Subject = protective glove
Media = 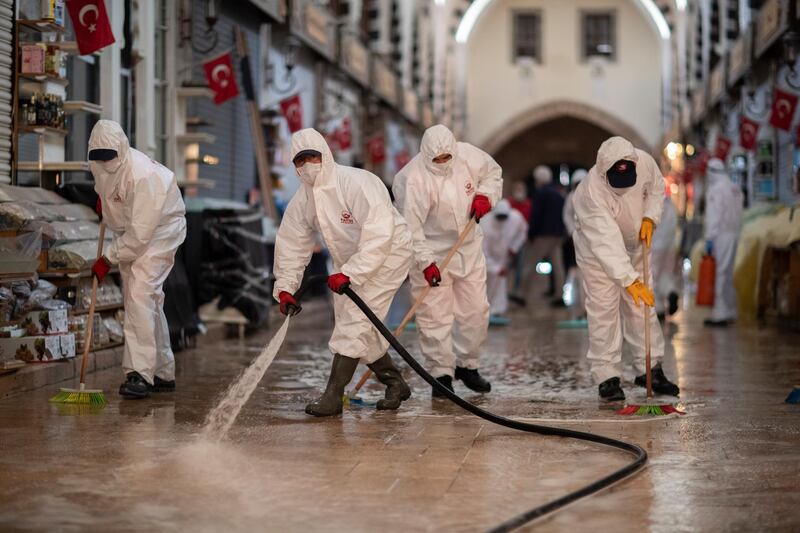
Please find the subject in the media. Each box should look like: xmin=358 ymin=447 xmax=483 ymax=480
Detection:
xmin=278 ymin=291 xmax=301 ymax=316
xmin=639 ymin=217 xmax=654 ymax=248
xmin=91 ymin=256 xmax=111 ymax=282
xmin=470 ymin=194 xmax=492 ymax=221
xmin=626 ymin=279 xmax=655 ymax=307
xmin=423 ymin=262 xmax=441 ymax=287
xmin=705 ymin=240 xmax=713 ymax=255
xmin=327 ymin=272 xmax=351 ymax=294
xmin=95 ymin=197 xmax=102 ymax=219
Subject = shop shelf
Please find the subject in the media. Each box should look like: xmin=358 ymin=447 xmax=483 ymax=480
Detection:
xmin=17 ymin=73 xmax=69 ymax=85
xmin=71 ymin=303 xmax=124 ymax=316
xmin=17 ymin=20 xmax=66 ymax=33
xmin=64 ymin=100 xmax=103 ymax=115
xmin=17 ymin=125 xmax=68 ymax=136
xmin=16 ymin=161 xmax=90 ymax=172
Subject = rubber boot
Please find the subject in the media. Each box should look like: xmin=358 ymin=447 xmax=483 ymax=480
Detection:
xmin=305 ymin=354 xmax=358 ymax=417
xmin=455 ymin=366 xmax=491 ymax=393
xmin=634 ymin=363 xmax=680 ymax=396
xmin=432 ymin=375 xmax=454 ymax=398
xmin=367 ymin=353 xmax=411 ymax=410
xmin=598 ymin=377 xmax=625 ymax=402
xmin=119 ymin=372 xmax=150 ymax=399
xmin=149 ymin=376 xmax=176 ymax=393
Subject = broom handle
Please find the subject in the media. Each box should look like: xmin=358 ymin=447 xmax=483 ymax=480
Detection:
xmin=79 ymin=222 xmax=106 ymax=385
xmin=351 ymin=218 xmax=478 ymax=393
xmin=643 ymin=242 xmax=652 ymax=400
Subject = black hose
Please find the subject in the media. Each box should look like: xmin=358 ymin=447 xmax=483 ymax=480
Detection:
xmin=293 ymin=276 xmax=647 ymax=532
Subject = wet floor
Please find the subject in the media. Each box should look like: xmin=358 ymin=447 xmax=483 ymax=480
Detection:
xmin=0 ymin=290 xmax=799 ymax=532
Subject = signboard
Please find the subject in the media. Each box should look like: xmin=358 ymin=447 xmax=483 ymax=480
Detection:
xmin=249 ymin=0 xmax=286 ymax=22
xmin=290 ymin=0 xmax=335 ymax=60
xmin=402 ymin=89 xmax=418 ymax=123
xmin=340 ymin=33 xmax=369 ymax=87
xmin=708 ymin=63 xmax=726 ymax=106
xmin=727 ymin=31 xmax=751 ymax=87
xmin=754 ymin=0 xmax=787 ymax=58
xmin=372 ymin=59 xmax=397 ymax=106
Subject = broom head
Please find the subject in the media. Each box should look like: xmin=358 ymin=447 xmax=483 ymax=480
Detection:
xmin=617 ymin=403 xmax=684 ymax=416
xmin=50 ymin=387 xmax=106 ymax=407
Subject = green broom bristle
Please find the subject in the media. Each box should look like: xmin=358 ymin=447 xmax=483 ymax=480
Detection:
xmin=50 ymin=390 xmax=106 ymax=407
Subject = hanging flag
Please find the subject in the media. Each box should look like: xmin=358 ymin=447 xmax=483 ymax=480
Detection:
xmin=367 ymin=134 xmax=386 ymax=165
xmin=279 ymin=94 xmax=304 ymax=133
xmin=66 ymin=0 xmax=116 ymax=55
xmin=336 ymin=118 xmax=352 ymax=150
xmin=203 ymin=52 xmax=239 ymax=105
xmin=394 ymin=149 xmax=410 ymax=170
xmin=739 ymin=116 xmax=760 ymax=150
xmin=714 ymin=135 xmax=732 ymax=160
xmin=768 ymin=88 xmax=799 ymax=131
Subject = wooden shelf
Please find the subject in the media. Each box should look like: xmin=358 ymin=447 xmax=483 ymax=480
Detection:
xmin=17 ymin=20 xmax=65 ymax=34
xmin=176 ymin=132 xmax=216 ymax=144
xmin=176 ymin=86 xmax=214 ymax=98
xmin=16 ymin=161 xmax=90 ymax=172
xmin=64 ymin=100 xmax=103 ymax=115
xmin=71 ymin=303 xmax=124 ymax=316
xmin=17 ymin=125 xmax=67 ymax=136
xmin=18 ymin=73 xmax=69 ymax=85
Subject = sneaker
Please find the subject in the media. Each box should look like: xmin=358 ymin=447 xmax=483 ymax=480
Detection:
xmin=634 ymin=363 xmax=680 ymax=396
xmin=119 ymin=372 xmax=150 ymax=399
xmin=455 ymin=366 xmax=491 ymax=393
xmin=432 ymin=375 xmax=454 ymax=398
xmin=598 ymin=377 xmax=625 ymax=402
xmin=149 ymin=376 xmax=176 ymax=393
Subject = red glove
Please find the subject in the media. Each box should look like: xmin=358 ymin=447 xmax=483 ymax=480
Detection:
xmin=423 ymin=262 xmax=441 ymax=287
xmin=327 ymin=273 xmax=351 ymax=294
xmin=499 ymin=267 xmax=508 ymax=277
xmin=95 ymin=197 xmax=102 ymax=219
xmin=278 ymin=291 xmax=300 ymax=316
xmin=91 ymin=256 xmax=111 ymax=282
xmin=470 ymin=194 xmax=491 ymax=221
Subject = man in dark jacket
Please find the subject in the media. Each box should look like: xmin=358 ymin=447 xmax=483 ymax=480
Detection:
xmin=513 ymin=165 xmax=566 ymax=307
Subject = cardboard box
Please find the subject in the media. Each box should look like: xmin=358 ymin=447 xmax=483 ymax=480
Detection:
xmin=22 ymin=309 xmax=68 ymax=335
xmin=0 ymin=333 xmax=75 ymax=363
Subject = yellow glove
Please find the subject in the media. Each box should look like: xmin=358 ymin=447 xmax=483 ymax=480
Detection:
xmin=626 ymin=279 xmax=655 ymax=307
xmin=639 ymin=218 xmax=654 ymax=248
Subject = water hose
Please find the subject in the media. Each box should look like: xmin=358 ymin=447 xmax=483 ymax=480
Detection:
xmin=292 ymin=275 xmax=647 ymax=532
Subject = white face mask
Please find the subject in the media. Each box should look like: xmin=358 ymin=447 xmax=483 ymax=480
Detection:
xmin=297 ymin=162 xmax=322 ymax=186
xmin=429 ymin=158 xmax=453 ymax=177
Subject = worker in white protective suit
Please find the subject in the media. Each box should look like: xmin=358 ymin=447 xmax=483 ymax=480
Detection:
xmin=393 ymin=124 xmax=503 ymax=396
xmin=480 ymin=199 xmax=528 ymax=322
xmin=88 ymin=120 xmax=186 ymax=399
xmin=703 ymin=158 xmax=743 ymax=327
xmin=273 ymin=128 xmax=413 ymax=416
xmin=573 ymin=137 xmax=680 ymax=401
xmin=651 ymin=194 xmax=680 ymax=319
xmin=562 ymin=169 xmax=587 ymax=318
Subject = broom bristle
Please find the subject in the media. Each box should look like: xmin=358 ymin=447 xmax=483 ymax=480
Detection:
xmin=617 ymin=403 xmax=684 ymax=416
xmin=50 ymin=389 xmax=106 ymax=407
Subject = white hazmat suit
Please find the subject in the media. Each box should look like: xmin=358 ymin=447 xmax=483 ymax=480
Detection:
xmin=651 ymin=195 xmax=679 ymax=315
xmin=573 ymin=137 xmax=665 ymax=384
xmin=273 ymin=129 xmax=413 ymax=363
xmin=704 ymin=158 xmax=743 ymax=322
xmin=393 ymin=125 xmax=503 ymax=378
xmin=89 ymin=120 xmax=186 ymax=385
xmin=563 ymin=169 xmax=587 ymax=314
xmin=480 ymin=199 xmax=528 ymax=316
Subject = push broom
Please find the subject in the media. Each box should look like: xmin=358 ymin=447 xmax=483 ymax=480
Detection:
xmin=345 ymin=217 xmax=478 ymax=405
xmin=50 ymin=223 xmax=107 ymax=407
xmin=617 ymin=236 xmax=682 ymax=417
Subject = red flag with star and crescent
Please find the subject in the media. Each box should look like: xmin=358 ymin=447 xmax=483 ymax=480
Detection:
xmin=367 ymin=135 xmax=386 ymax=165
xmin=279 ymin=94 xmax=304 ymax=133
xmin=739 ymin=116 xmax=760 ymax=150
xmin=66 ymin=0 xmax=116 ymax=55
xmin=714 ymin=136 xmax=732 ymax=160
xmin=769 ymin=88 xmax=799 ymax=131
xmin=203 ymin=52 xmax=240 ymax=105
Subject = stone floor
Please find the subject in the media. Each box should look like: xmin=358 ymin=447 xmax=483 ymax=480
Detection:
xmin=0 ymin=288 xmax=798 ymax=532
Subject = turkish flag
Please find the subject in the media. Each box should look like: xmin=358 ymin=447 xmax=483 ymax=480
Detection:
xmin=395 ymin=149 xmax=410 ymax=170
xmin=714 ymin=136 xmax=732 ymax=160
xmin=66 ymin=0 xmax=115 ymax=55
xmin=336 ymin=118 xmax=352 ymax=150
xmin=279 ymin=94 xmax=304 ymax=133
xmin=768 ymin=88 xmax=799 ymax=131
xmin=367 ymin=135 xmax=386 ymax=165
xmin=739 ymin=116 xmax=760 ymax=150
xmin=203 ymin=52 xmax=239 ymax=105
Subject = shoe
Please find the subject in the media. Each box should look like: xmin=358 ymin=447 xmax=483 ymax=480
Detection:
xmin=432 ymin=375 xmax=454 ymax=398
xmin=455 ymin=366 xmax=491 ymax=393
xmin=657 ymin=312 xmax=666 ymax=321
xmin=119 ymin=372 xmax=150 ymax=399
xmin=149 ymin=376 xmax=175 ymax=392
xmin=305 ymin=354 xmax=359 ymax=417
xmin=367 ymin=353 xmax=411 ymax=410
xmin=704 ymin=318 xmax=730 ymax=327
xmin=550 ymin=298 xmax=566 ymax=308
xmin=634 ymin=363 xmax=680 ymax=396
xmin=668 ymin=292 xmax=679 ymax=315
xmin=598 ymin=377 xmax=625 ymax=402
xmin=508 ymin=295 xmax=527 ymax=307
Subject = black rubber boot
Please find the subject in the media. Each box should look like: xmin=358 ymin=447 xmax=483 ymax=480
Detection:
xmin=455 ymin=366 xmax=491 ymax=393
xmin=634 ymin=363 xmax=680 ymax=397
xmin=598 ymin=377 xmax=625 ymax=402
xmin=119 ymin=372 xmax=150 ymax=399
xmin=305 ymin=354 xmax=358 ymax=417
xmin=367 ymin=353 xmax=411 ymax=410
xmin=149 ymin=376 xmax=176 ymax=393
xmin=432 ymin=375 xmax=454 ymax=398
xmin=703 ymin=318 xmax=730 ymax=327
xmin=668 ymin=292 xmax=679 ymax=315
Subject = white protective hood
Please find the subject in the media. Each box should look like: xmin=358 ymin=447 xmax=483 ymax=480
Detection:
xmin=420 ymin=124 xmax=457 ymax=176
xmin=290 ymin=128 xmax=337 ymax=187
xmin=89 ymin=119 xmax=131 ymax=200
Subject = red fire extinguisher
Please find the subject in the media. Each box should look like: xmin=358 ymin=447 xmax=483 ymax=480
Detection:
xmin=696 ymin=253 xmax=715 ymax=306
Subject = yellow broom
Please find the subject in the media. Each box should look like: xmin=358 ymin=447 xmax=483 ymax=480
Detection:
xmin=50 ymin=223 xmax=107 ymax=407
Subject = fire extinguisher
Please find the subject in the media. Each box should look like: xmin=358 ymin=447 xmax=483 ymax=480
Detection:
xmin=696 ymin=249 xmax=715 ymax=306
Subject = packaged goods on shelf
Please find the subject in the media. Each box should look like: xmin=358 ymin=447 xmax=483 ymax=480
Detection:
xmin=0 ymin=231 xmax=41 ymax=275
xmin=102 ymin=317 xmax=124 ymax=343
xmin=0 ymin=185 xmax=70 ymax=205
xmin=20 ymin=44 xmax=45 ymax=74
xmin=75 ymin=277 xmax=122 ymax=310
xmin=47 ymin=204 xmax=98 ymax=222
xmin=20 ymin=309 xmax=68 ymax=335
xmin=0 ymin=201 xmax=55 ymax=229
xmin=25 ymin=220 xmax=102 ymax=243
xmin=0 ymin=332 xmax=75 ymax=364
xmin=48 ymin=240 xmax=104 ymax=270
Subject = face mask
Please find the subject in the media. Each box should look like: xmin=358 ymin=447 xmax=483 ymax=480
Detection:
xmin=495 ymin=214 xmax=509 ymax=222
xmin=297 ymin=162 xmax=322 ymax=186
xmin=606 ymin=160 xmax=637 ymax=192
xmin=429 ymin=157 xmax=453 ymax=177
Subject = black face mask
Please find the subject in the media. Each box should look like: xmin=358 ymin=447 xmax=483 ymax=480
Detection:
xmin=88 ymin=149 xmax=118 ymax=162
xmin=495 ymin=214 xmax=509 ymax=221
xmin=606 ymin=159 xmax=637 ymax=189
